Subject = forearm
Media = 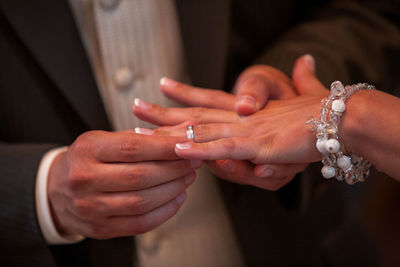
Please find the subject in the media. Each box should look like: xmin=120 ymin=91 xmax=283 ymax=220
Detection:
xmin=341 ymin=90 xmax=400 ymax=180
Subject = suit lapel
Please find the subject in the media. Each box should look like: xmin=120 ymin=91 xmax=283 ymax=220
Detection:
xmin=0 ymin=0 xmax=111 ymax=130
xmin=175 ymin=0 xmax=230 ymax=89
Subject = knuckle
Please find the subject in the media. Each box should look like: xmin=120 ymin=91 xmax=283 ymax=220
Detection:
xmin=194 ymin=125 xmax=209 ymax=142
xmin=126 ymin=167 xmax=149 ymax=190
xmin=189 ymin=107 xmax=206 ymax=122
xmin=154 ymin=104 xmax=167 ymax=117
xmin=72 ymin=131 xmax=100 ymax=156
xmin=128 ymin=195 xmax=151 ymax=215
xmin=67 ymin=166 xmax=92 ymax=192
xmin=119 ymin=135 xmax=141 ymax=159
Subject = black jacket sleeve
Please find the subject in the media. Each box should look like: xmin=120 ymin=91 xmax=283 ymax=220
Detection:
xmin=255 ymin=0 xmax=400 ymax=94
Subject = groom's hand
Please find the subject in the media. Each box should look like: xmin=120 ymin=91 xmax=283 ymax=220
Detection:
xmin=158 ymin=64 xmax=297 ymax=116
xmin=47 ymin=130 xmax=201 ymax=239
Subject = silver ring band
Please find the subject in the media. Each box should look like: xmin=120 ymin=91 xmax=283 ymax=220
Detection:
xmin=186 ymin=125 xmax=194 ymax=140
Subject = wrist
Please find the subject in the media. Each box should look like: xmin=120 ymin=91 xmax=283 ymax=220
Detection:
xmin=308 ymin=81 xmax=374 ymax=184
xmin=47 ymin=151 xmax=71 ymax=236
xmin=36 ymin=147 xmax=84 ymax=244
xmin=340 ymin=89 xmax=376 ymax=156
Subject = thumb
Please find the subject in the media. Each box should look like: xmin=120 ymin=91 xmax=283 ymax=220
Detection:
xmin=234 ymin=65 xmax=297 ymax=115
xmin=234 ymin=74 xmax=269 ymax=115
xmin=292 ymin=54 xmax=327 ymax=95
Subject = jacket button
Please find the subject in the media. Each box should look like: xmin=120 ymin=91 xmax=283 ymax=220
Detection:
xmin=114 ymin=68 xmax=134 ymax=89
xmin=99 ymin=0 xmax=120 ymax=10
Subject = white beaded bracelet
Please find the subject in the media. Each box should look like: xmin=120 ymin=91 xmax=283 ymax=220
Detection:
xmin=307 ymin=81 xmax=375 ymax=185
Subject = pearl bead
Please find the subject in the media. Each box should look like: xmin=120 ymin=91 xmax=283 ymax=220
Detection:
xmin=325 ymin=138 xmax=340 ymax=153
xmin=321 ymin=166 xmax=336 ymax=178
xmin=332 ymin=99 xmax=346 ymax=112
xmin=316 ymin=138 xmax=327 ymax=153
xmin=337 ymin=155 xmax=351 ymax=171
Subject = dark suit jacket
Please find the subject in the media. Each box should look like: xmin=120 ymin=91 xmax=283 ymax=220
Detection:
xmin=0 ymin=0 xmax=399 ymax=266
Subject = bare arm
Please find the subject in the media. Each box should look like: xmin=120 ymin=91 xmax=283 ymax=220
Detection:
xmin=341 ymin=89 xmax=400 ymax=180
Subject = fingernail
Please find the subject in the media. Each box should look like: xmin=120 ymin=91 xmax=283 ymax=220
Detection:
xmin=184 ymin=173 xmax=196 ymax=186
xmin=175 ymin=192 xmax=186 ymax=205
xmin=303 ymin=54 xmax=315 ymax=72
xmin=255 ymin=165 xmax=274 ymax=178
xmin=160 ymin=77 xmax=178 ymax=88
xmin=236 ymin=95 xmax=257 ymax=110
xmin=134 ymin=127 xmax=154 ymax=135
xmin=176 ymin=142 xmax=192 ymax=150
xmin=218 ymin=160 xmax=236 ymax=173
xmin=190 ymin=159 xmax=202 ymax=169
xmin=134 ymin=98 xmax=151 ymax=110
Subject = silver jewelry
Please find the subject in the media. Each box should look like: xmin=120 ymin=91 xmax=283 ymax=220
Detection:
xmin=186 ymin=125 xmax=194 ymax=141
xmin=307 ymin=81 xmax=375 ymax=185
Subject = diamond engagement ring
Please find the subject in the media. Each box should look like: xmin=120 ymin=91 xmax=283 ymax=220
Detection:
xmin=186 ymin=125 xmax=194 ymax=141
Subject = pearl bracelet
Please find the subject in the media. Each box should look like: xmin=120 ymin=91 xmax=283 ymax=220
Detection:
xmin=307 ymin=81 xmax=375 ymax=185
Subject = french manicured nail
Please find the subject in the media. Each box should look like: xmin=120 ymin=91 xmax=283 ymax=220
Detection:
xmin=256 ymin=165 xmax=274 ymax=178
xmin=175 ymin=192 xmax=187 ymax=205
xmin=190 ymin=159 xmax=202 ymax=169
xmin=184 ymin=173 xmax=196 ymax=186
xmin=134 ymin=127 xmax=154 ymax=135
xmin=303 ymin=54 xmax=315 ymax=72
xmin=218 ymin=160 xmax=236 ymax=173
xmin=176 ymin=142 xmax=192 ymax=150
xmin=160 ymin=77 xmax=178 ymax=88
xmin=134 ymin=98 xmax=151 ymax=110
xmin=237 ymin=95 xmax=257 ymax=110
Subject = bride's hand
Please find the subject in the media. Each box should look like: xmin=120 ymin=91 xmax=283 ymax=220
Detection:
xmin=133 ymin=55 xmax=327 ymax=190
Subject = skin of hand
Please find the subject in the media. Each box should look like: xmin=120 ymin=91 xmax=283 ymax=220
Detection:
xmin=133 ymin=55 xmax=323 ymax=190
xmin=47 ymin=130 xmax=202 ymax=239
xmin=136 ymin=55 xmax=400 ymax=185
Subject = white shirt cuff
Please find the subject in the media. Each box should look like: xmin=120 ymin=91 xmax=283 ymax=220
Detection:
xmin=35 ymin=146 xmax=85 ymax=245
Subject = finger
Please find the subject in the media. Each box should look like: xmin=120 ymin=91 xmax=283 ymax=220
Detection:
xmin=96 ymin=173 xmax=195 ymax=216
xmin=89 ymin=131 xmax=187 ymax=162
xmin=70 ymin=192 xmax=187 ymax=239
xmin=175 ymin=137 xmax=258 ymax=161
xmin=91 ymin=160 xmax=202 ymax=192
xmin=207 ymin=160 xmax=296 ymax=191
xmin=109 ymin=192 xmax=186 ymax=236
xmin=292 ymin=54 xmax=327 ymax=95
xmin=175 ymin=135 xmax=313 ymax=164
xmin=234 ymin=65 xmax=297 ymax=115
xmin=135 ymin=121 xmax=191 ymax=138
xmin=234 ymin=75 xmax=270 ymax=115
xmin=141 ymin=122 xmax=245 ymax=143
xmin=160 ymin=77 xmax=236 ymax=110
xmin=132 ymin=98 xmax=239 ymax=126
xmin=206 ymin=159 xmax=255 ymax=185
xmin=254 ymin=163 xmax=308 ymax=178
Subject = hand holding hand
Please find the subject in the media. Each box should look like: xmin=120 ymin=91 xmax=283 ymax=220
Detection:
xmin=47 ymin=130 xmax=201 ymax=239
xmin=133 ymin=55 xmax=326 ymax=190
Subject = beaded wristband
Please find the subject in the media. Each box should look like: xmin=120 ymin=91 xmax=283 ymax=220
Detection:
xmin=307 ymin=81 xmax=375 ymax=185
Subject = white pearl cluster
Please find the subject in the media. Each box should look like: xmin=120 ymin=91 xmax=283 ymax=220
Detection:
xmin=307 ymin=81 xmax=375 ymax=185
